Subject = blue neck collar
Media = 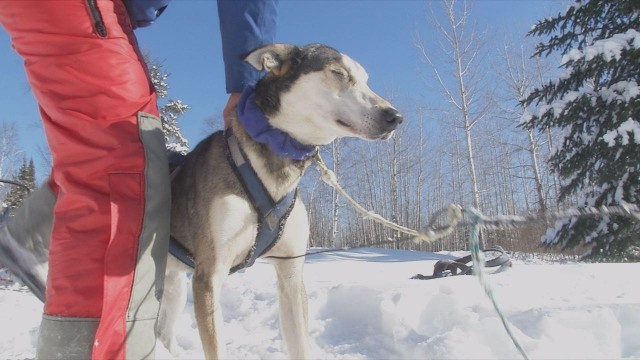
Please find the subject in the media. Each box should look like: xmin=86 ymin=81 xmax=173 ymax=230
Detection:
xmin=236 ymin=83 xmax=316 ymax=161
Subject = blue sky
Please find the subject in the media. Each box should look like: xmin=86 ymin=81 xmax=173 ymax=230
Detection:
xmin=0 ymin=0 xmax=565 ymax=178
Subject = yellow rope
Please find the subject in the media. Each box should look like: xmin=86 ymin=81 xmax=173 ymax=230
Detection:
xmin=314 ymin=151 xmax=463 ymax=244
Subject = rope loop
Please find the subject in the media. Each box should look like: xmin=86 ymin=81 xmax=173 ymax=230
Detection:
xmin=464 ymin=207 xmax=529 ymax=360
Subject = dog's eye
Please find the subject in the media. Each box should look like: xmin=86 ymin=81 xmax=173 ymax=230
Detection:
xmin=330 ymin=68 xmax=350 ymax=82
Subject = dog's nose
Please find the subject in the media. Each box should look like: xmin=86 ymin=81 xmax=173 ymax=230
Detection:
xmin=382 ymin=108 xmax=403 ymax=128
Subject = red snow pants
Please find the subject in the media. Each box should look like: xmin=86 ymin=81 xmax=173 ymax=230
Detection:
xmin=0 ymin=1 xmax=170 ymax=359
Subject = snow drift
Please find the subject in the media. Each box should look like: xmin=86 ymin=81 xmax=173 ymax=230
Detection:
xmin=1 ymin=248 xmax=639 ymax=359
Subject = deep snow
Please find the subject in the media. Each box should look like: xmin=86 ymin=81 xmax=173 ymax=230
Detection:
xmin=1 ymin=248 xmax=639 ymax=359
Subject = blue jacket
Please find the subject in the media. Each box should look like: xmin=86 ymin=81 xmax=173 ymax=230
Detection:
xmin=127 ymin=0 xmax=278 ymax=93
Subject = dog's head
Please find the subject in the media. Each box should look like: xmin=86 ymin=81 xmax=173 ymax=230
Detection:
xmin=244 ymin=44 xmax=403 ymax=146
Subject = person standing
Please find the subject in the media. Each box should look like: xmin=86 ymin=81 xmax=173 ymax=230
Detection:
xmin=0 ymin=1 xmax=277 ymax=358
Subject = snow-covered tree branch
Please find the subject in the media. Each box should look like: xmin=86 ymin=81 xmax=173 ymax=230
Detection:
xmin=524 ymin=0 xmax=640 ymax=260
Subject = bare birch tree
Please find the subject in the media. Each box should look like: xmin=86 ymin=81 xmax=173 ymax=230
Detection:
xmin=415 ymin=0 xmax=491 ymax=247
xmin=330 ymin=140 xmax=342 ymax=246
xmin=498 ymin=38 xmax=551 ymax=215
xmin=0 ymin=122 xmax=23 ymax=201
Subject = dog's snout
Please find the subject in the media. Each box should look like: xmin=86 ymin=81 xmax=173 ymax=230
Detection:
xmin=382 ymin=108 xmax=403 ymax=127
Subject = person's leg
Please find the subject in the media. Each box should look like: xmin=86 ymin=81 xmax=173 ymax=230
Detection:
xmin=0 ymin=182 xmax=55 ymax=302
xmin=6 ymin=182 xmax=56 ymax=255
xmin=0 ymin=1 xmax=170 ymax=359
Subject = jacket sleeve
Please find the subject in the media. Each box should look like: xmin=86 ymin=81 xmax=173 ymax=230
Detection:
xmin=218 ymin=0 xmax=278 ymax=94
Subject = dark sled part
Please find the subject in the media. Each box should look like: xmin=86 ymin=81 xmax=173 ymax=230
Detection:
xmin=411 ymin=245 xmax=512 ymax=280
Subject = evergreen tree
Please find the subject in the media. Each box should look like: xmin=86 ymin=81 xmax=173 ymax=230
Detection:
xmin=523 ymin=0 xmax=640 ymax=260
xmin=147 ymin=56 xmax=191 ymax=154
xmin=3 ymin=158 xmax=36 ymax=214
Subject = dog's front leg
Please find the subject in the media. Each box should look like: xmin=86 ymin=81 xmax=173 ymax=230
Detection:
xmin=275 ymin=257 xmax=311 ymax=359
xmin=192 ymin=266 xmax=227 ymax=360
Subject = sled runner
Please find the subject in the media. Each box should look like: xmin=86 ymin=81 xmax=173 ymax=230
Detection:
xmin=411 ymin=245 xmax=512 ymax=280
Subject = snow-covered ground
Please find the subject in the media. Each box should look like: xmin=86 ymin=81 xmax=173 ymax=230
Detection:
xmin=1 ymin=248 xmax=639 ymax=359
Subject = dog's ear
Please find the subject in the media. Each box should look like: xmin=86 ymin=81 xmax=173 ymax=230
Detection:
xmin=243 ymin=44 xmax=296 ymax=76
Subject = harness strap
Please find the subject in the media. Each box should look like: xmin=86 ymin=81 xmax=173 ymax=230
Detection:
xmin=226 ymin=129 xmax=298 ymax=273
xmin=167 ymin=131 xmax=299 ymax=272
xmin=227 ymin=130 xmax=277 ymax=225
xmin=168 ymin=235 xmax=195 ymax=268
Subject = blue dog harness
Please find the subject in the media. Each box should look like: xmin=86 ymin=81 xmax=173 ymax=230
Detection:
xmin=226 ymin=129 xmax=299 ymax=273
xmin=169 ymin=84 xmax=314 ymax=273
xmin=168 ymin=131 xmax=299 ymax=273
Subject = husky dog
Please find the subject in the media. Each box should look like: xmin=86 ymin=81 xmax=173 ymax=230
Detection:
xmin=158 ymin=44 xmax=403 ymax=359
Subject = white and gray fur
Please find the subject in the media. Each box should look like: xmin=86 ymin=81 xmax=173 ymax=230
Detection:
xmin=158 ymin=44 xmax=402 ymax=359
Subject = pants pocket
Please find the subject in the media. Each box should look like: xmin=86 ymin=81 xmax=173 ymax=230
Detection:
xmin=85 ymin=0 xmax=108 ymax=37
